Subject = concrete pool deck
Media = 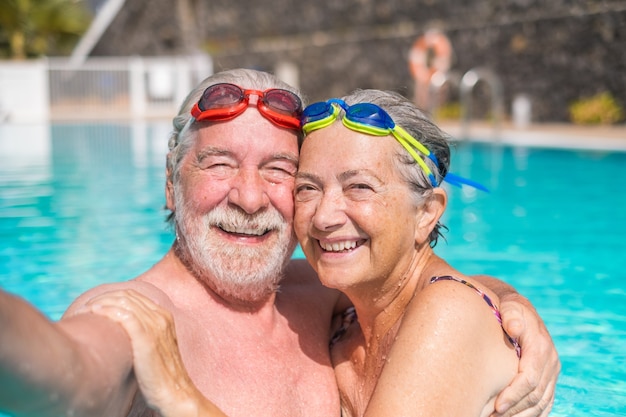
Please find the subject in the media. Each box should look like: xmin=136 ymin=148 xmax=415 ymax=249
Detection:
xmin=439 ymin=122 xmax=626 ymax=152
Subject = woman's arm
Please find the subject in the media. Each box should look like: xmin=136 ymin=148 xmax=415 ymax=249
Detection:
xmin=85 ymin=290 xmax=229 ymax=417
xmin=364 ymin=278 xmax=519 ymax=417
xmin=472 ymin=275 xmax=560 ymax=417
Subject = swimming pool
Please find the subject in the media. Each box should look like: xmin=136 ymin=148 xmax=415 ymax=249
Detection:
xmin=1 ymin=121 xmax=625 ymax=416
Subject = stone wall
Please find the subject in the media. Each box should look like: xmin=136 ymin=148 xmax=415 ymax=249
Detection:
xmin=92 ymin=0 xmax=626 ymax=122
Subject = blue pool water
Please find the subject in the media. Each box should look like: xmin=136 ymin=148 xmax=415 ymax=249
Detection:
xmin=1 ymin=122 xmax=625 ymax=416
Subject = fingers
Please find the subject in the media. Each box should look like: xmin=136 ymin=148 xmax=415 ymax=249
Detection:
xmin=85 ymin=289 xmax=162 ymax=317
xmin=498 ymin=296 xmax=527 ymax=340
xmin=493 ymin=372 xmax=554 ymax=417
xmin=85 ymin=290 xmax=172 ymax=331
xmin=85 ymin=290 xmax=178 ymax=356
xmin=494 ymin=294 xmax=561 ymax=417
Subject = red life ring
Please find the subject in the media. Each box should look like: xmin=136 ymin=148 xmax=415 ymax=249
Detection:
xmin=409 ymin=31 xmax=452 ymax=83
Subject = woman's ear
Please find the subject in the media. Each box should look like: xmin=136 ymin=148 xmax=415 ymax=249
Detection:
xmin=414 ymin=188 xmax=447 ymax=243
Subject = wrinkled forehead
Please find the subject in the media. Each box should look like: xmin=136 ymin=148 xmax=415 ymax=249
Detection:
xmin=195 ymin=109 xmax=300 ymax=154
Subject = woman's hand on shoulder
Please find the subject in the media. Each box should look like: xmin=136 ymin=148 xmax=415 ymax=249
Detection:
xmin=82 ymin=289 xmax=228 ymax=417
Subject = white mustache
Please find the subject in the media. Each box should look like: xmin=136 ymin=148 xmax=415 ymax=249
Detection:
xmin=205 ymin=206 xmax=286 ymax=236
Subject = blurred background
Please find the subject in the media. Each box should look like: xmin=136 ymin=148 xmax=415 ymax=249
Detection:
xmin=1 ymin=0 xmax=625 ymax=125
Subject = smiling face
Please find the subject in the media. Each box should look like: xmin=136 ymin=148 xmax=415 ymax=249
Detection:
xmin=294 ymin=121 xmax=424 ymax=293
xmin=168 ymin=107 xmax=300 ymax=302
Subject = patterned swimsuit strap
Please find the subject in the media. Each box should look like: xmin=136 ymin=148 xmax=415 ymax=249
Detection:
xmin=330 ymin=306 xmax=357 ymax=348
xmin=430 ymin=275 xmax=521 ymax=358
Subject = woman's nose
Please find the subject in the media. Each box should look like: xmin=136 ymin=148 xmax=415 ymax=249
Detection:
xmin=311 ymin=190 xmax=347 ymax=231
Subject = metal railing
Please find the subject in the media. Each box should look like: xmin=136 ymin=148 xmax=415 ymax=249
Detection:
xmin=0 ymin=55 xmax=213 ymax=123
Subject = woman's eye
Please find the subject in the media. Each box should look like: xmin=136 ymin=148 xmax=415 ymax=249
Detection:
xmin=294 ymin=184 xmax=319 ymax=200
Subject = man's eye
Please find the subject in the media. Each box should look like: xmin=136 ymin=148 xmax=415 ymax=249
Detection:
xmin=263 ymin=164 xmax=296 ymax=182
xmin=204 ymin=163 xmax=232 ymax=172
xmin=350 ymin=183 xmax=374 ymax=191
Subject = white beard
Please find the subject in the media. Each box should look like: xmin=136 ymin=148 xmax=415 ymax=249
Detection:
xmin=174 ymin=194 xmax=297 ymax=303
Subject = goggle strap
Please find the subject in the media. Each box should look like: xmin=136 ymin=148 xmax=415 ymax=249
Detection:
xmin=393 ymin=134 xmax=438 ymax=186
xmin=393 ymin=125 xmax=432 ymax=158
xmin=443 ymin=172 xmax=490 ymax=192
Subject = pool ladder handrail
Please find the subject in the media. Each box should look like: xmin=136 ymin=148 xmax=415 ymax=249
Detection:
xmin=429 ymin=67 xmax=504 ymax=142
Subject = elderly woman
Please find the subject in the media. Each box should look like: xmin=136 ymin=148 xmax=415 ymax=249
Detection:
xmin=85 ymin=88 xmax=552 ymax=417
xmin=294 ymin=89 xmax=519 ymax=416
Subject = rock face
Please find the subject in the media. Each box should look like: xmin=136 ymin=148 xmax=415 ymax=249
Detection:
xmin=91 ymin=0 xmax=626 ymax=122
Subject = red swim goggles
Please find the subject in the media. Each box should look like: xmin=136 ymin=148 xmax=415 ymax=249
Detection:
xmin=190 ymin=83 xmax=303 ymax=130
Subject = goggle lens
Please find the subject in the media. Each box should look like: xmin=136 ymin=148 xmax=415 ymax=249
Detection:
xmin=198 ymin=83 xmax=244 ymax=111
xmin=347 ymin=103 xmax=395 ymax=129
xmin=262 ymin=89 xmax=302 ymax=115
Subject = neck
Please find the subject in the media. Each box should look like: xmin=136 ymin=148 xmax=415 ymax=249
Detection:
xmin=347 ymin=248 xmax=438 ymax=344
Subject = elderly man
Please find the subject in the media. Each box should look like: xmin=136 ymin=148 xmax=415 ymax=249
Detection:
xmin=0 ymin=68 xmax=559 ymax=417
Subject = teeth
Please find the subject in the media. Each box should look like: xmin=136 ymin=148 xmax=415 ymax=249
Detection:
xmin=320 ymin=240 xmax=358 ymax=252
xmin=220 ymin=224 xmax=268 ymax=236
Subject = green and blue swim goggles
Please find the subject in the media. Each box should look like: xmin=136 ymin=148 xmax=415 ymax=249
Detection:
xmin=301 ymin=99 xmax=487 ymax=191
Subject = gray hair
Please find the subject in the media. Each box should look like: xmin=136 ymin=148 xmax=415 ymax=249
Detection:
xmin=165 ymin=68 xmax=304 ymax=225
xmin=339 ymin=89 xmax=451 ymax=246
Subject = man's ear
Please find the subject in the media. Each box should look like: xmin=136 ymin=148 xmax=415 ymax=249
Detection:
xmin=414 ymin=188 xmax=447 ymax=243
xmin=165 ymin=165 xmax=175 ymax=212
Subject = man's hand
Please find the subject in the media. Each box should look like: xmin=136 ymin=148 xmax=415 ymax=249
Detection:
xmin=493 ymin=292 xmax=561 ymax=417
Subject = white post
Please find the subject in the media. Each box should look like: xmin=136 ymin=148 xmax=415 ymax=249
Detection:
xmin=129 ymin=56 xmax=146 ymax=118
xmin=0 ymin=59 xmax=50 ymax=123
xmin=275 ymin=61 xmax=299 ymax=90
xmin=175 ymin=57 xmax=191 ymax=110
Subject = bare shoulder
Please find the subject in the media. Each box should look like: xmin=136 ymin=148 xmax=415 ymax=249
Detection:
xmin=368 ymin=276 xmax=519 ymax=416
xmin=63 ymin=279 xmax=173 ymax=318
xmin=405 ymin=274 xmax=504 ymax=333
xmin=401 ymin=274 xmax=519 ymax=385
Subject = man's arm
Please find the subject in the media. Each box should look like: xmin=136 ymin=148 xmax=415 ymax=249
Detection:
xmin=0 ymin=288 xmax=138 ymax=417
xmin=473 ymin=274 xmax=517 ymax=298
xmin=473 ymin=275 xmax=560 ymax=417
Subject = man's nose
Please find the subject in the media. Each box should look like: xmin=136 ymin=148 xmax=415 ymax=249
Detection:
xmin=228 ymin=168 xmax=270 ymax=214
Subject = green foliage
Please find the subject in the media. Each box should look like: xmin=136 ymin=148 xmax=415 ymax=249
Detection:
xmin=568 ymin=92 xmax=625 ymax=125
xmin=0 ymin=0 xmax=93 ymax=59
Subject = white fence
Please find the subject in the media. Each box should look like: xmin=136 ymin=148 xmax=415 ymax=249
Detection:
xmin=0 ymin=55 xmax=213 ymax=123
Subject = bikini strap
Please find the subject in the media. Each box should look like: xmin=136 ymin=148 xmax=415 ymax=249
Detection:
xmin=330 ymin=306 xmax=357 ymax=348
xmin=430 ymin=275 xmax=521 ymax=357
